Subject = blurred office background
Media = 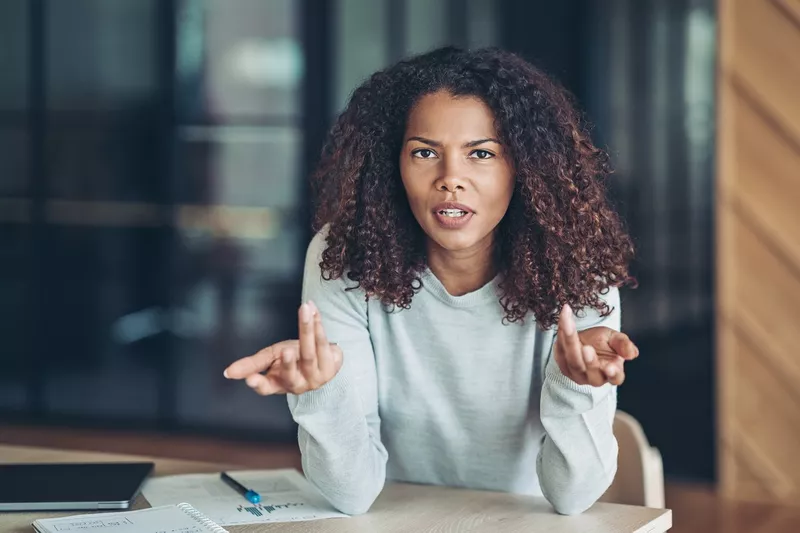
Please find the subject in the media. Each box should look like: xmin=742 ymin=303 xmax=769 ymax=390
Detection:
xmin=1 ymin=0 xmax=797 ymax=519
xmin=0 ymin=0 xmax=715 ymax=478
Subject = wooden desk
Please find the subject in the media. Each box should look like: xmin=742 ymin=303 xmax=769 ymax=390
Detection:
xmin=0 ymin=444 xmax=671 ymax=533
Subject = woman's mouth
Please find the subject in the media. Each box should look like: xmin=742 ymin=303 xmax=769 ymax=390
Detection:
xmin=432 ymin=203 xmax=474 ymax=229
xmin=439 ymin=208 xmax=468 ymax=218
xmin=434 ymin=209 xmax=474 ymax=229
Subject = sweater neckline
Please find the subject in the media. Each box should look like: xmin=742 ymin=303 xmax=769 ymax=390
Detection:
xmin=420 ymin=268 xmax=501 ymax=308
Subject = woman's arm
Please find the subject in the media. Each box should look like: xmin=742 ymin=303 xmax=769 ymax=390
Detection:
xmin=286 ymin=230 xmax=388 ymax=515
xmin=537 ymin=287 xmax=621 ymax=515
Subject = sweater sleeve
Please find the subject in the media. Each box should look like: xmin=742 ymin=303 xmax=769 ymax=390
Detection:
xmin=286 ymin=229 xmax=388 ymax=515
xmin=537 ymin=287 xmax=621 ymax=515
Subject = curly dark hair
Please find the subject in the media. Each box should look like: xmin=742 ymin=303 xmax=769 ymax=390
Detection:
xmin=311 ymin=46 xmax=636 ymax=328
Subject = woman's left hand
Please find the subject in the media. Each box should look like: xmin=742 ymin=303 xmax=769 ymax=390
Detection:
xmin=554 ymin=304 xmax=640 ymax=387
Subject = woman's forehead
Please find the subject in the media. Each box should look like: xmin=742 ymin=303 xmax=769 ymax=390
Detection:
xmin=406 ymin=92 xmax=497 ymax=139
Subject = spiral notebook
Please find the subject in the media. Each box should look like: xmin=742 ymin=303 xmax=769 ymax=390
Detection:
xmin=32 ymin=503 xmax=228 ymax=533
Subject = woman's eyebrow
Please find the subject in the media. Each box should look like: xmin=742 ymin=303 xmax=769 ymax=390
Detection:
xmin=463 ymin=138 xmax=501 ymax=148
xmin=406 ymin=136 xmax=442 ymax=147
xmin=405 ymin=136 xmax=501 ymax=148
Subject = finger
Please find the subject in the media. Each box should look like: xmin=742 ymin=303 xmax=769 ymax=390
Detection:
xmin=297 ymin=302 xmax=320 ymax=381
xmin=224 ymin=340 xmax=297 ymax=379
xmin=601 ymin=358 xmax=626 ymax=386
xmin=317 ymin=335 xmax=335 ymax=380
xmin=608 ymin=332 xmax=639 ymax=360
xmin=582 ymin=345 xmax=607 ymax=387
xmin=279 ymin=347 xmax=303 ymax=391
xmin=329 ymin=343 xmax=343 ymax=371
xmin=604 ymin=355 xmax=627 ymax=385
xmin=569 ymin=370 xmax=590 ymax=386
xmin=312 ymin=302 xmax=334 ymax=376
xmin=558 ymin=305 xmax=586 ymax=374
xmin=245 ymin=372 xmax=286 ymax=396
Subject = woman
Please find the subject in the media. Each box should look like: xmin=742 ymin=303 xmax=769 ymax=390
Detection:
xmin=224 ymin=46 xmax=639 ymax=516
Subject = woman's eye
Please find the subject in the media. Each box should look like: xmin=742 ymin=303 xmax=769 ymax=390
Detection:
xmin=470 ymin=149 xmax=494 ymax=160
xmin=413 ymin=149 xmax=436 ymax=159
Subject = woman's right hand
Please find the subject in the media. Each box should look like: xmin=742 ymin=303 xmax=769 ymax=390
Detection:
xmin=223 ymin=301 xmax=343 ymax=395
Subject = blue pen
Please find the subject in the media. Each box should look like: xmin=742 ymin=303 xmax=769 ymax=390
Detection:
xmin=220 ymin=472 xmax=261 ymax=504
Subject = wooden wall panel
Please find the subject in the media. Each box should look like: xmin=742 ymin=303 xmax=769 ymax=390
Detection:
xmin=731 ymin=90 xmax=800 ymax=266
xmin=717 ymin=0 xmax=800 ymax=505
xmin=725 ymin=0 xmax=800 ymax=139
xmin=733 ymin=216 xmax=800 ymax=393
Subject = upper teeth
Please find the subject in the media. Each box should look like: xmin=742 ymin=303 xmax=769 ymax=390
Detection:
xmin=441 ymin=209 xmax=467 ymax=217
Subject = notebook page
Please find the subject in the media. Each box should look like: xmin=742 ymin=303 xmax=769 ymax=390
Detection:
xmin=142 ymin=469 xmax=349 ymax=525
xmin=32 ymin=503 xmax=228 ymax=533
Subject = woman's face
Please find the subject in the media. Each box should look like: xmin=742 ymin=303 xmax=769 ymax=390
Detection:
xmin=399 ymin=90 xmax=515 ymax=255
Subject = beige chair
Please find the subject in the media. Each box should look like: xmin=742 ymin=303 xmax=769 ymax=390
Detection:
xmin=600 ymin=410 xmax=665 ymax=508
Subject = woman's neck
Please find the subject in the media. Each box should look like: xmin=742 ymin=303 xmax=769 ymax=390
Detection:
xmin=426 ymin=238 xmax=496 ymax=296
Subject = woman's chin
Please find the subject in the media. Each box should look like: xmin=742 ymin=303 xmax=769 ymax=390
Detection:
xmin=426 ymin=228 xmax=487 ymax=254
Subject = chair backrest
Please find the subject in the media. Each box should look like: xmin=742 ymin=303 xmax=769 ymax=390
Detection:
xmin=600 ymin=410 xmax=665 ymax=508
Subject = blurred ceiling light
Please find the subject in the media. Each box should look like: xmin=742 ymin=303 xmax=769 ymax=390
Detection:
xmin=227 ymin=38 xmax=303 ymax=87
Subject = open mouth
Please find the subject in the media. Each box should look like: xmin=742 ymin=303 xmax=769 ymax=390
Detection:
xmin=438 ymin=208 xmax=469 ymax=218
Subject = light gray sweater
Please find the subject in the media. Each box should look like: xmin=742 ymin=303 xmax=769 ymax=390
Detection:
xmin=287 ymin=230 xmax=620 ymax=516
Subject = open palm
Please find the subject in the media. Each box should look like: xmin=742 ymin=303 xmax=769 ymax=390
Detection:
xmin=555 ymin=304 xmax=639 ymax=387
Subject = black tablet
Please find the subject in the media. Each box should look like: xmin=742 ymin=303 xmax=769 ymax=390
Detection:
xmin=0 ymin=462 xmax=154 ymax=511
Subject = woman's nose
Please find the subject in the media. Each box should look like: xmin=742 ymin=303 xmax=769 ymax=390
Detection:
xmin=434 ymin=156 xmax=467 ymax=192
xmin=436 ymin=176 xmax=465 ymax=192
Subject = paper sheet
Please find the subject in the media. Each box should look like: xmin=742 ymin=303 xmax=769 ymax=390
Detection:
xmin=141 ymin=469 xmax=349 ymax=526
xmin=32 ymin=504 xmax=227 ymax=533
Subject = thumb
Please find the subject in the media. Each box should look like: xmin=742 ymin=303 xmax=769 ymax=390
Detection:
xmin=556 ymin=304 xmax=586 ymax=375
xmin=224 ymin=340 xmax=297 ymax=379
xmin=557 ymin=304 xmax=580 ymax=350
xmin=608 ymin=331 xmax=639 ymax=361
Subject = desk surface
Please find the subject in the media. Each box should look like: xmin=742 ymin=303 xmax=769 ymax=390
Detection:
xmin=0 ymin=444 xmax=671 ymax=533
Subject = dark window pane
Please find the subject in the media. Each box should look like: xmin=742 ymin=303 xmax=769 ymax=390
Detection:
xmin=0 ymin=0 xmax=28 ymax=111
xmin=174 ymin=126 xmax=301 ymax=208
xmin=334 ymin=0 xmax=387 ymax=113
xmin=46 ymin=123 xmax=160 ymax=202
xmin=0 ymin=378 xmax=28 ymax=412
xmin=171 ymin=124 xmax=304 ymax=432
xmin=46 ymin=0 xmax=158 ymax=112
xmin=0 ymin=222 xmax=29 ymax=266
xmin=466 ymin=0 xmax=498 ymax=47
xmin=176 ymin=0 xmax=302 ymax=122
xmin=405 ymin=0 xmax=447 ymax=56
xmin=41 ymin=227 xmax=163 ymax=420
xmin=171 ymin=239 xmax=301 ymax=434
xmin=0 ymin=226 xmax=30 ymax=410
xmin=0 ymin=128 xmax=28 ymax=196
